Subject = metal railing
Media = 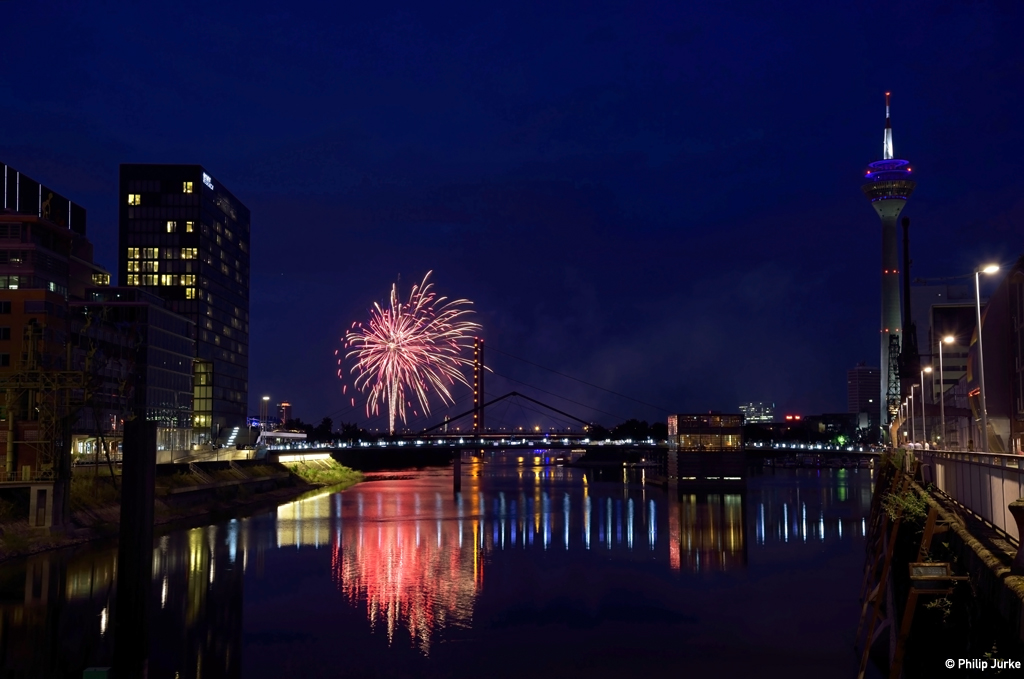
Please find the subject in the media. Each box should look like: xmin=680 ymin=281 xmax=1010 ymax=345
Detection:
xmin=0 ymin=467 xmax=55 ymax=484
xmin=917 ymin=449 xmax=1024 ymax=543
xmin=188 ymin=462 xmax=214 ymax=485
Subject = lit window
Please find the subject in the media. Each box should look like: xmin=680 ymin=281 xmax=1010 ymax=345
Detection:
xmin=160 ymin=274 xmax=175 ymax=286
xmin=142 ymin=261 xmax=159 ymax=272
xmin=127 ymin=261 xmax=140 ymax=272
xmin=182 ymin=274 xmax=195 ymax=286
xmin=181 ymin=248 xmax=198 ymax=260
xmin=127 ymin=274 xmax=139 ymax=286
xmin=91 ymin=273 xmax=110 ymax=286
xmin=183 ymin=182 xmax=193 ymax=194
xmin=143 ymin=248 xmax=159 ymax=259
xmin=186 ymin=287 xmax=196 ymax=299
xmin=127 ymin=248 xmax=140 ymax=260
xmin=185 ymin=221 xmax=194 ymax=233
xmin=128 ymin=194 xmax=141 ymax=206
xmin=166 ymin=221 xmax=176 ymax=233
xmin=142 ymin=274 xmax=158 ymax=285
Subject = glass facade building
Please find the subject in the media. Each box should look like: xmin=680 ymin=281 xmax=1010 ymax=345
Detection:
xmin=667 ymin=414 xmax=744 ymax=451
xmin=666 ymin=414 xmax=746 ymax=484
xmin=118 ymin=165 xmax=249 ymax=446
xmin=738 ymin=402 xmax=774 ymax=424
xmin=70 ymin=287 xmax=195 ymax=462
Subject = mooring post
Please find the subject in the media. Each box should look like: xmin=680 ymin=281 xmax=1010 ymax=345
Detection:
xmin=112 ymin=420 xmax=157 ymax=678
xmin=1009 ymin=499 xmax=1024 ymax=574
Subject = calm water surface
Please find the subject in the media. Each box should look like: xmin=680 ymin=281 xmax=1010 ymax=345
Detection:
xmin=1 ymin=453 xmax=875 ymax=678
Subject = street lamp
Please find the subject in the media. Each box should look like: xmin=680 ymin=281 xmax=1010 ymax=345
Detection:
xmin=939 ymin=335 xmax=955 ymax=450
xmin=905 ymin=399 xmax=913 ymax=446
xmin=975 ymin=264 xmax=1000 ymax=452
xmin=261 ymin=396 xmax=270 ymax=432
xmin=909 ymin=385 xmax=916 ymax=446
xmin=921 ymin=366 xmax=932 ymax=446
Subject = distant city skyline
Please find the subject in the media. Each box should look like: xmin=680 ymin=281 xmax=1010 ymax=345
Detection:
xmin=1 ymin=2 xmax=1021 ymax=428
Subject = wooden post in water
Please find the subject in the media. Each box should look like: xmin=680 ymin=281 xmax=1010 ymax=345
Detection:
xmin=112 ymin=420 xmax=157 ymax=678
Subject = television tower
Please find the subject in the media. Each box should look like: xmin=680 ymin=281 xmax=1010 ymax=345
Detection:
xmin=862 ymin=92 xmax=916 ymax=436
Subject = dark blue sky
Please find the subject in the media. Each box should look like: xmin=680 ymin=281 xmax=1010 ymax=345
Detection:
xmin=2 ymin=1 xmax=1022 ymax=429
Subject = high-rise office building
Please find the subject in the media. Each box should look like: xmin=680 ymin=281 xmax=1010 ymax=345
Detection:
xmin=70 ymin=287 xmax=195 ymax=462
xmin=862 ymin=93 xmax=915 ymax=433
xmin=118 ymin=164 xmax=250 ymax=446
xmin=847 ymin=363 xmax=880 ymax=435
xmin=0 ymin=161 xmax=115 ymax=527
xmin=907 ymin=284 xmax=977 ymax=404
xmin=738 ymin=401 xmax=774 ymax=423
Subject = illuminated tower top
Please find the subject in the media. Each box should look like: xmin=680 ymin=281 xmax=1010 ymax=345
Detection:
xmin=883 ymin=91 xmax=893 ymax=160
xmin=862 ymin=93 xmax=915 ymax=205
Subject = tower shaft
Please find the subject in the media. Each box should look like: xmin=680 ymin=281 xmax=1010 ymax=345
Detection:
xmin=862 ymin=92 xmax=915 ymax=438
xmin=877 ymin=202 xmax=906 ymax=426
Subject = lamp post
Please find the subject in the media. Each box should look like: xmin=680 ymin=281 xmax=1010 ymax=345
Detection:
xmin=909 ymin=386 xmax=916 ymax=446
xmin=261 ymin=396 xmax=270 ymax=434
xmin=901 ymin=400 xmax=908 ymax=445
xmin=921 ymin=366 xmax=932 ymax=446
xmin=940 ymin=336 xmax=954 ymax=450
xmin=975 ymin=264 xmax=1000 ymax=452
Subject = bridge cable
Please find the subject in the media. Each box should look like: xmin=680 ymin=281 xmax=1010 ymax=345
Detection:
xmin=487 ymin=370 xmax=631 ymax=423
xmin=503 ymin=395 xmax=581 ymax=430
xmin=486 ymin=344 xmax=671 ymax=414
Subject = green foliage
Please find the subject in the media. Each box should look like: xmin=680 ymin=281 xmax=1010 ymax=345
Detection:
xmin=70 ymin=477 xmax=121 ymax=512
xmin=881 ymin=486 xmax=928 ymax=523
xmin=925 ymin=597 xmax=953 ymax=624
xmin=982 ymin=643 xmax=1010 ymax=674
xmin=289 ymin=460 xmax=363 ymax=489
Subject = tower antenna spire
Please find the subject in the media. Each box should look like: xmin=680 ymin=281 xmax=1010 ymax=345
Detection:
xmin=883 ymin=92 xmax=894 ymax=160
xmin=863 ymin=93 xmax=915 ymax=443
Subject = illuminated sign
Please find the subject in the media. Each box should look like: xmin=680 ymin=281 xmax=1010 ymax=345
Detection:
xmin=202 ymin=172 xmax=214 ymax=190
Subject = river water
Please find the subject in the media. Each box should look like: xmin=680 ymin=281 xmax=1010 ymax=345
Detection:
xmin=0 ymin=453 xmax=875 ymax=678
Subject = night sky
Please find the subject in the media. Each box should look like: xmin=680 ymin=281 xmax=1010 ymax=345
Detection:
xmin=2 ymin=1 xmax=1022 ymax=431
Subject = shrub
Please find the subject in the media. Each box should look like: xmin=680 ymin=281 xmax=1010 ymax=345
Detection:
xmin=882 ymin=487 xmax=928 ymax=523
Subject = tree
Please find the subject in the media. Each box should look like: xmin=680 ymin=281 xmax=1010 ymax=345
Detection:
xmin=650 ymin=421 xmax=668 ymax=442
xmin=340 ymin=422 xmax=366 ymax=440
xmin=311 ymin=417 xmax=334 ymax=442
xmin=284 ymin=418 xmax=314 ymax=438
xmin=612 ymin=419 xmax=650 ymax=440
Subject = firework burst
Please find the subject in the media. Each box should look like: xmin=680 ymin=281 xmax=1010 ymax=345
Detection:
xmin=342 ymin=272 xmax=480 ymax=434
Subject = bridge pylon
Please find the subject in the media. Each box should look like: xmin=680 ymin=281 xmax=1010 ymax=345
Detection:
xmin=473 ymin=338 xmax=484 ymax=435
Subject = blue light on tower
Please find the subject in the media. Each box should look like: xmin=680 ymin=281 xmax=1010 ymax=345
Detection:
xmin=862 ymin=93 xmax=916 ymax=437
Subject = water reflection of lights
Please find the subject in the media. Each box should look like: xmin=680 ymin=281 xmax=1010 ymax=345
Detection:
xmin=332 ymin=505 xmax=478 ymax=654
xmin=273 ymin=483 xmax=664 ymax=655
xmin=269 ymin=470 xmax=872 ymax=646
xmin=669 ymin=494 xmax=746 ymax=572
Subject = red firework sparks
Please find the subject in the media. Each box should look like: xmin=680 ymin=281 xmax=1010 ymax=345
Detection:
xmin=343 ymin=271 xmax=480 ymax=434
